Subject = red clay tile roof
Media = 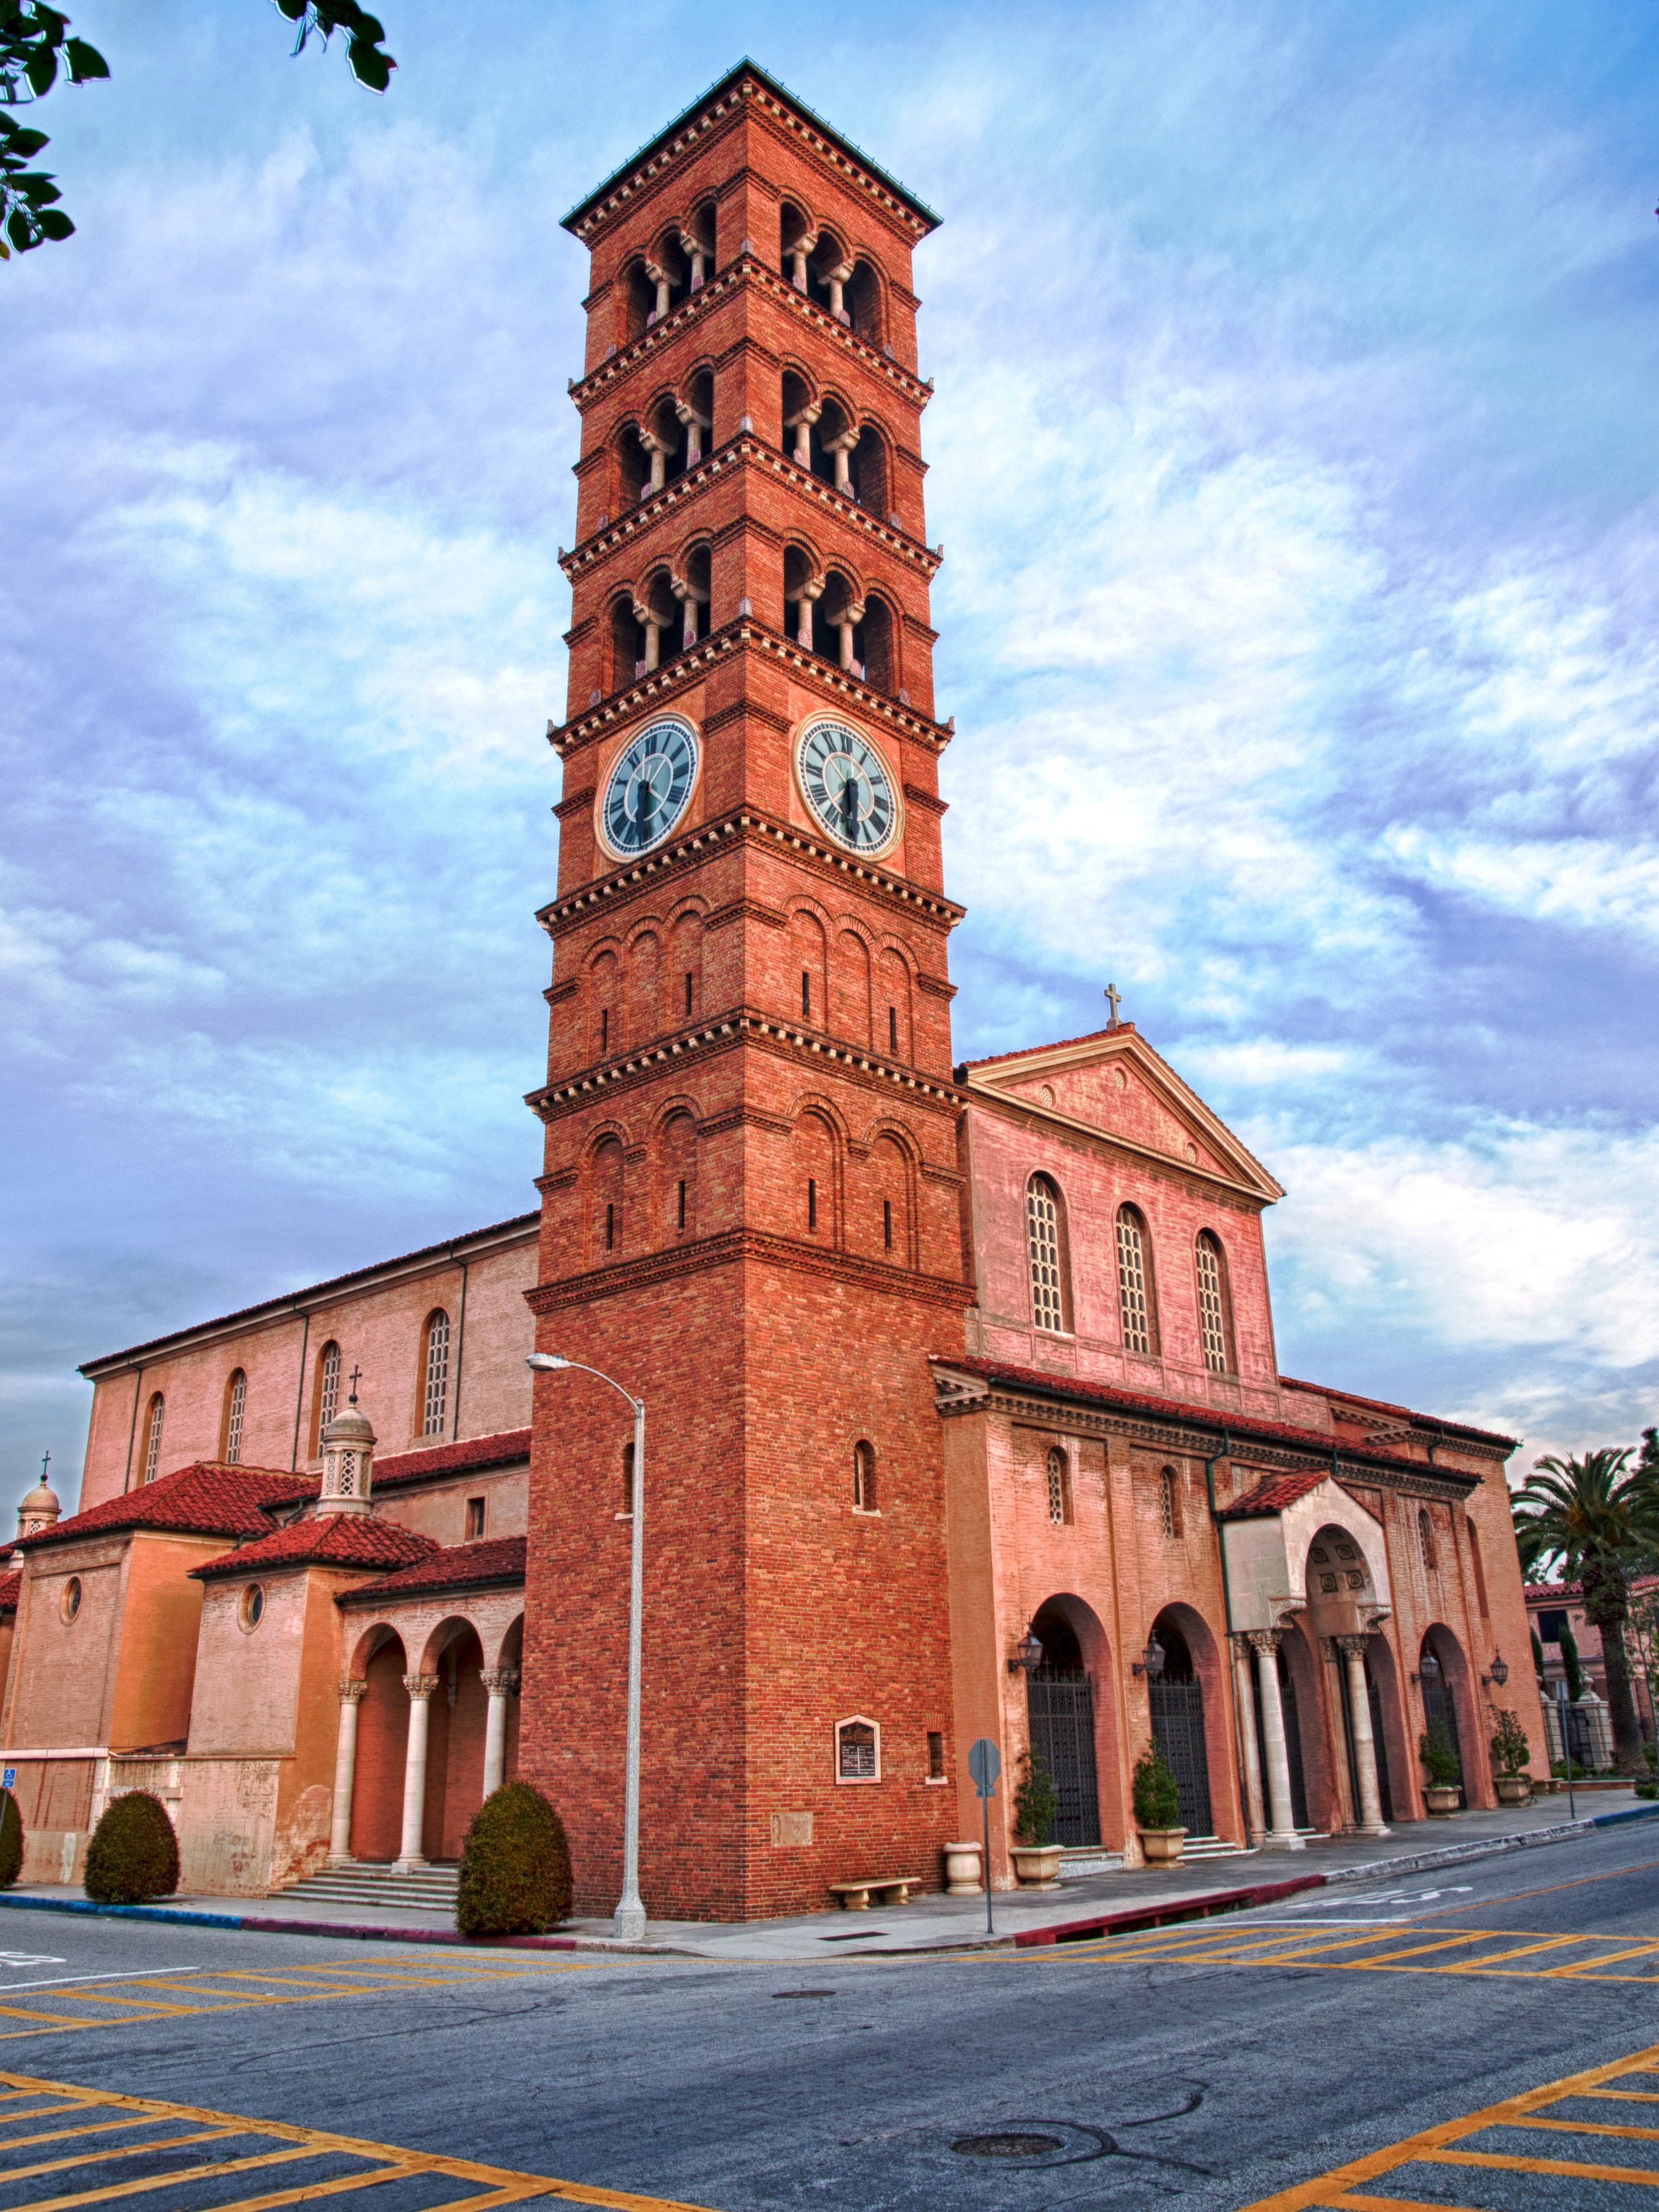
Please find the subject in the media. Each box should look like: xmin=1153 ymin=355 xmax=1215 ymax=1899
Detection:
xmin=0 ymin=1572 xmax=19 ymax=1611
xmin=374 ymin=1430 xmax=531 ymax=1489
xmin=930 ymin=1356 xmax=1486 ymax=1484
xmin=1279 ymin=1376 xmax=1515 ymax=1451
xmin=192 ymin=1514 xmax=440 ymax=1581
xmin=19 ymin=1464 xmax=319 ymax=1551
xmin=340 ymin=1535 xmax=526 ymax=1603
xmin=1219 ymin=1470 xmax=1339 ymax=1520
xmin=956 ymin=1024 xmax=1135 ymax=1074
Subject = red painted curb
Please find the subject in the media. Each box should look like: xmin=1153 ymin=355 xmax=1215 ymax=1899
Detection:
xmin=1010 ymin=1871 xmax=1329 ymax=1947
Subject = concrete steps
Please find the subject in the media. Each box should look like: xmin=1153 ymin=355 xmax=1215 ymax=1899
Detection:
xmin=275 ymin=1862 xmax=460 ymax=1916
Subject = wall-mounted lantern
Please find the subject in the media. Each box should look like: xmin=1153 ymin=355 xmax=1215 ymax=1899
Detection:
xmin=1132 ymin=1634 xmax=1167 ymax=1679
xmin=1007 ymin=1631 xmax=1044 ymax=1676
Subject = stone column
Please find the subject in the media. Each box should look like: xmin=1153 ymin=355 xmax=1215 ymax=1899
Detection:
xmin=678 ymin=231 xmax=706 ymax=291
xmin=1336 ymin=1636 xmax=1390 ymax=1836
xmin=826 ymin=260 xmax=853 ymax=324
xmin=671 ymin=577 xmax=707 ymax=650
xmin=328 ymin=1678 xmax=369 ymax=1866
xmin=480 ymin=1668 xmax=520 ymax=1800
xmin=787 ymin=404 xmax=821 ymax=469
xmin=644 ymin=259 xmax=670 ymax=322
xmin=789 ymin=232 xmax=816 ymax=291
xmin=1248 ymin=1630 xmax=1304 ymax=1850
xmin=824 ymin=429 xmax=858 ymax=496
xmin=674 ymin=400 xmax=710 ymax=468
xmin=638 ymin=431 xmax=672 ymax=496
xmin=796 ymin=577 xmax=824 ymax=650
xmin=632 ymin=603 xmax=662 ymax=674
xmin=394 ymin=1673 xmax=438 ymax=1873
xmin=1231 ymin=1635 xmax=1266 ymax=1845
xmin=838 ymin=601 xmax=865 ymax=674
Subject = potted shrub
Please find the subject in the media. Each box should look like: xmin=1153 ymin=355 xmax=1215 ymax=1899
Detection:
xmin=1488 ymin=1708 xmax=1532 ymax=1805
xmin=1133 ymin=1743 xmax=1185 ymax=1863
xmin=1419 ymin=1720 xmax=1462 ymax=1814
xmin=1009 ymin=1750 xmax=1062 ymax=1888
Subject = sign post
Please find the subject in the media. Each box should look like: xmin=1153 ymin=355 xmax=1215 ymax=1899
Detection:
xmin=967 ymin=1736 xmax=1001 ymax=1937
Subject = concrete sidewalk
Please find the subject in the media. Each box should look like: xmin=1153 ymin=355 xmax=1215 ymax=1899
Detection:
xmin=0 ymin=1787 xmax=1650 ymax=1959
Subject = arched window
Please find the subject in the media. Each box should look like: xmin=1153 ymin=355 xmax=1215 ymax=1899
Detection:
xmin=220 ymin=1369 xmax=246 ymax=1464
xmin=421 ymin=1311 xmax=451 ymax=1438
xmin=1467 ymin=1516 xmax=1490 ymax=1618
xmin=311 ymin=1341 xmax=340 ymax=1455
xmin=1194 ymin=1232 xmax=1234 ymax=1374
xmin=1160 ymin=1466 xmax=1184 ymax=1539
xmin=1027 ymin=1175 xmax=1066 ymax=1333
xmin=1418 ymin=1508 xmax=1437 ymax=1573
xmin=1116 ymin=1205 xmax=1159 ymax=1355
xmin=141 ymin=1392 xmax=165 ymax=1485
xmin=853 ymin=1439 xmax=876 ymax=1512
xmin=1046 ymin=1447 xmax=1070 ymax=1526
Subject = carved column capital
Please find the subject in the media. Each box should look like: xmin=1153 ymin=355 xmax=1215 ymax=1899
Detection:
xmin=402 ymin=1672 xmax=439 ymax=1701
xmin=1246 ymin=1628 xmax=1283 ymax=1655
xmin=480 ymin=1667 xmax=521 ymax=1696
xmin=337 ymin=1677 xmax=369 ymax=1705
xmin=1334 ymin=1634 xmax=1371 ymax=1660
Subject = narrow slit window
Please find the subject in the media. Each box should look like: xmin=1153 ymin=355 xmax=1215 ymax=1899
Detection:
xmin=677 ymin=1178 xmax=687 ymax=1230
xmin=802 ymin=970 xmax=812 ymax=1021
xmin=926 ymin=1730 xmax=944 ymax=1780
xmin=317 ymin=1341 xmax=340 ymax=1447
xmin=422 ymin=1310 xmax=451 ymax=1438
xmin=1419 ymin=1509 xmax=1437 ymax=1572
xmin=1026 ymin=1176 xmax=1064 ymax=1333
xmin=605 ymin=1203 xmax=616 ymax=1252
xmin=1046 ymin=1446 xmax=1070 ymax=1526
xmin=1160 ymin=1466 xmax=1184 ymax=1539
xmin=222 ymin=1369 xmax=246 ymax=1464
xmin=466 ymin=1497 xmax=485 ymax=1540
xmin=684 ymin=972 xmax=693 ymax=1018
xmin=622 ymin=1439 xmax=636 ymax=1515
xmin=808 ymin=1177 xmax=818 ymax=1230
xmin=883 ymin=1197 xmax=893 ymax=1250
xmin=141 ymin=1392 xmax=165 ymax=1485
xmin=888 ymin=1005 xmax=898 ymax=1053
xmin=853 ymin=1439 xmax=876 ymax=1510
xmin=601 ymin=1006 xmax=609 ymax=1054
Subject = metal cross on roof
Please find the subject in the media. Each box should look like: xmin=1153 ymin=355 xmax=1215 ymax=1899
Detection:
xmin=347 ymin=1366 xmax=363 ymax=1404
xmin=39 ymin=1450 xmax=50 ymax=1481
xmin=1104 ymin=982 xmax=1122 ymax=1027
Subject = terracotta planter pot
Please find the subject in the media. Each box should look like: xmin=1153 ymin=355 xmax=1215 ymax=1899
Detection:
xmin=1494 ymin=1775 xmax=1532 ymax=1806
xmin=942 ymin=1841 xmax=983 ymax=1896
xmin=1010 ymin=1844 xmax=1063 ymax=1890
xmin=1138 ymin=1826 xmax=1187 ymax=1864
xmin=1424 ymin=1785 xmax=1460 ymax=1815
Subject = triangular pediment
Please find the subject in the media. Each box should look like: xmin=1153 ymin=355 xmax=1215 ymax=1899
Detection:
xmin=959 ymin=1025 xmax=1284 ymax=1205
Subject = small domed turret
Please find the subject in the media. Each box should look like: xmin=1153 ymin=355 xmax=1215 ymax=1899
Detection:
xmin=318 ymin=1390 xmax=374 ymax=1516
xmin=17 ymin=1477 xmax=60 ymax=1542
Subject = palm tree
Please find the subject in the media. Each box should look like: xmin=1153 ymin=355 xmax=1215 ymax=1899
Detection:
xmin=1512 ymin=1447 xmax=1659 ymax=1776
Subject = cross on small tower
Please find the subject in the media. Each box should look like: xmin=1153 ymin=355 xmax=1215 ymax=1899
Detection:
xmin=346 ymin=1366 xmax=362 ymax=1405
xmin=39 ymin=1451 xmax=50 ymax=1482
xmin=1104 ymin=982 xmax=1122 ymax=1028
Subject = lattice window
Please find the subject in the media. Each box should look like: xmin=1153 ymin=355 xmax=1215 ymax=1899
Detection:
xmin=853 ymin=1440 xmax=876 ymax=1511
xmin=1116 ymin=1207 xmax=1155 ymax=1354
xmin=1046 ymin=1447 xmax=1070 ymax=1526
xmin=141 ymin=1394 xmax=164 ymax=1485
xmin=1027 ymin=1177 xmax=1064 ymax=1333
xmin=422 ymin=1311 xmax=451 ymax=1438
xmin=1196 ymin=1232 xmax=1229 ymax=1373
xmin=1160 ymin=1467 xmax=1184 ymax=1538
xmin=1419 ymin=1508 xmax=1437 ymax=1573
xmin=222 ymin=1370 xmax=246 ymax=1464
xmin=317 ymin=1342 xmax=340 ymax=1438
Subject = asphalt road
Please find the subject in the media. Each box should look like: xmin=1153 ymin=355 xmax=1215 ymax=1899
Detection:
xmin=0 ymin=1824 xmax=1656 ymax=2209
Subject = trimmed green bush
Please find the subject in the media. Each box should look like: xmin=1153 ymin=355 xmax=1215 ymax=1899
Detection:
xmin=457 ymin=1781 xmax=571 ymax=1939
xmin=1419 ymin=1722 xmax=1461 ymax=1789
xmin=1559 ymin=1624 xmax=1585 ymax=1704
xmin=1132 ymin=1742 xmax=1182 ymax=1830
xmin=84 ymin=1791 xmax=179 ymax=1905
xmin=1488 ymin=1708 xmax=1531 ymax=1779
xmin=0 ymin=1790 xmax=23 ymax=1889
xmin=1012 ymin=1749 xmax=1059 ymax=1846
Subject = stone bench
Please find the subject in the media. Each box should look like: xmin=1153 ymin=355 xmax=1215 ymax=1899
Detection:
xmin=828 ymin=1876 xmax=920 ymax=1911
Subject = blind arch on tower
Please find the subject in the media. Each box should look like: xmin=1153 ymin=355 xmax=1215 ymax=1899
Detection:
xmin=1026 ymin=1174 xmax=1070 ymax=1335
xmin=1116 ymin=1205 xmax=1160 ymax=1356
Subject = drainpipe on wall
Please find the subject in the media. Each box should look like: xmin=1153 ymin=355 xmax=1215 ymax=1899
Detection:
xmin=121 ymin=1367 xmax=144 ymax=1494
xmin=451 ymin=1254 xmax=470 ymax=1441
xmin=1204 ymin=1432 xmax=1254 ymax=1840
xmin=288 ymin=1309 xmax=311 ymax=1471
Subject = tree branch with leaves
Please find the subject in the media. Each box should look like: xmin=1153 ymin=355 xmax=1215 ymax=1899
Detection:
xmin=1 ymin=1 xmax=394 ymax=261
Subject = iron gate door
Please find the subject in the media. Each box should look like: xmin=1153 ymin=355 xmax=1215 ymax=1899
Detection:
xmin=1149 ymin=1675 xmax=1214 ymax=1836
xmin=1026 ymin=1668 xmax=1102 ymax=1846
xmin=1367 ymin=1666 xmax=1395 ymax=1822
xmin=1422 ymin=1669 xmax=1466 ymax=1806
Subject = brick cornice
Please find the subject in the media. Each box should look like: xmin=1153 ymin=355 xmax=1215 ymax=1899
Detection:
xmin=536 ymin=806 xmax=965 ymax=939
xmin=526 ymin=1226 xmax=970 ymax=1315
xmin=558 ymin=431 xmax=941 ymax=587
xmin=525 ymin=1005 xmax=965 ymax=1124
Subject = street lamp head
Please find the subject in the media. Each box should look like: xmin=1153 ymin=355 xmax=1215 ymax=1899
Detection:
xmin=526 ymin=1353 xmax=571 ymax=1372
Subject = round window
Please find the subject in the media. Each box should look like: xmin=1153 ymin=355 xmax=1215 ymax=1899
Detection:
xmin=60 ymin=1577 xmax=81 ymax=1624
xmin=240 ymin=1584 xmax=265 ymax=1633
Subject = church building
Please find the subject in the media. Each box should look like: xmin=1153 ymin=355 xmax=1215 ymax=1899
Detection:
xmin=6 ymin=64 xmax=1544 ymax=1918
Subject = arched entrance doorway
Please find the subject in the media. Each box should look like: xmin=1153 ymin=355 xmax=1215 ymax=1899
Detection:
xmin=1420 ymin=1626 xmax=1467 ymax=1807
xmin=350 ymin=1630 xmax=408 ymax=1863
xmin=1150 ymin=1618 xmax=1214 ymax=1836
xmin=1025 ymin=1604 xmax=1101 ymax=1846
xmin=421 ymin=1621 xmax=488 ymax=1861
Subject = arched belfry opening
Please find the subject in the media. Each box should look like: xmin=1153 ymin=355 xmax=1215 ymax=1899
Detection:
xmin=1025 ymin=1601 xmax=1102 ymax=1848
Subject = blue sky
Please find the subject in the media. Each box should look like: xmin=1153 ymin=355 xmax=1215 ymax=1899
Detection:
xmin=5 ymin=0 xmax=1658 ymax=1503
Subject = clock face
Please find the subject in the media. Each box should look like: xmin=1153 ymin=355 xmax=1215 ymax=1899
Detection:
xmin=599 ymin=717 xmax=699 ymax=857
xmin=796 ymin=718 xmax=900 ymax=855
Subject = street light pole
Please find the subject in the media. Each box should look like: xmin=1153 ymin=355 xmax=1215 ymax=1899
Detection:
xmin=528 ymin=1353 xmax=648 ymax=1943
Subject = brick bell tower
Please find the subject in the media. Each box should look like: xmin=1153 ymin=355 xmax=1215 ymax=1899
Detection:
xmin=521 ymin=62 xmax=968 ymax=1921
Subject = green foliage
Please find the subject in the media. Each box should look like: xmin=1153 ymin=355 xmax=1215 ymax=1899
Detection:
xmin=271 ymin=3 xmax=396 ymax=94
xmin=84 ymin=1791 xmax=179 ymax=1905
xmin=1646 ymin=1741 xmax=1656 ymax=1773
xmin=1488 ymin=1708 xmax=1531 ymax=1778
xmin=1559 ymin=1625 xmax=1585 ymax=1704
xmin=0 ymin=1789 xmax=23 ymax=1889
xmin=1419 ymin=1720 xmax=1461 ymax=1788
xmin=456 ymin=1781 xmax=571 ymax=1939
xmin=1638 ymin=1781 xmax=1659 ymax=1800
xmin=1551 ymin=1757 xmax=1591 ymax=1780
xmin=1132 ymin=1742 xmax=1182 ymax=1830
xmin=1011 ymin=1749 xmax=1059 ymax=1847
xmin=1 ymin=1 xmax=394 ymax=265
